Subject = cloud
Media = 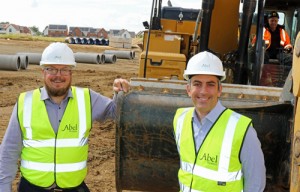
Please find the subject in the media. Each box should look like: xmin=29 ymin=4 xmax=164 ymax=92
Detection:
xmin=0 ymin=0 xmax=202 ymax=33
xmin=31 ymin=0 xmax=38 ymax=8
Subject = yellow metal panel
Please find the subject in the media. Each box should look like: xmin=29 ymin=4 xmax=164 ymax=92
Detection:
xmin=290 ymin=101 xmax=300 ymax=192
xmin=143 ymin=31 xmax=182 ymax=53
xmin=176 ymin=20 xmax=201 ymax=35
xmin=290 ymin=32 xmax=300 ymax=192
xmin=293 ymin=32 xmax=300 ymax=97
xmin=209 ymin=0 xmax=240 ymax=55
xmin=161 ymin=19 xmax=177 ymax=32
xmin=139 ymin=51 xmax=186 ymax=80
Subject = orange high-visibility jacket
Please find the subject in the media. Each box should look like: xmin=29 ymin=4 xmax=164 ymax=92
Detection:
xmin=251 ymin=27 xmax=292 ymax=49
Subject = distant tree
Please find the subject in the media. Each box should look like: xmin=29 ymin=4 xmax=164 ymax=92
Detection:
xmin=0 ymin=22 xmax=10 ymax=24
xmin=30 ymin=26 xmax=42 ymax=36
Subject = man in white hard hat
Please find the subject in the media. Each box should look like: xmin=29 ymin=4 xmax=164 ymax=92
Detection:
xmin=173 ymin=51 xmax=266 ymax=192
xmin=0 ymin=42 xmax=129 ymax=192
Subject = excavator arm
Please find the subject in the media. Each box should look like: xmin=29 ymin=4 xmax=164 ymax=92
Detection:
xmin=290 ymin=32 xmax=300 ymax=192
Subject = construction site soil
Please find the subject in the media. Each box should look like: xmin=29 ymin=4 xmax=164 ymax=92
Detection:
xmin=0 ymin=38 xmax=141 ymax=192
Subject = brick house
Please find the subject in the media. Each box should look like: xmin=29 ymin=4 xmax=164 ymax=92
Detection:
xmin=43 ymin=24 xmax=68 ymax=37
xmin=0 ymin=23 xmax=32 ymax=35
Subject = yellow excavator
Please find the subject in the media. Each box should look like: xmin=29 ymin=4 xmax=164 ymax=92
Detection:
xmin=115 ymin=0 xmax=300 ymax=191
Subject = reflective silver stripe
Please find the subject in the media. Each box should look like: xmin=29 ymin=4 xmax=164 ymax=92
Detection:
xmin=23 ymin=138 xmax=88 ymax=148
xmin=280 ymin=29 xmax=286 ymax=46
xmin=219 ymin=112 xmax=240 ymax=173
xmin=76 ymin=87 xmax=87 ymax=138
xmin=21 ymin=160 xmax=86 ymax=172
xmin=181 ymin=160 xmax=194 ymax=173
xmin=175 ymin=108 xmax=192 ymax=152
xmin=180 ymin=182 xmax=204 ymax=192
xmin=23 ymin=91 xmax=33 ymax=139
xmin=281 ymin=29 xmax=286 ymax=41
xmin=263 ymin=28 xmax=268 ymax=45
xmin=181 ymin=161 xmax=242 ymax=182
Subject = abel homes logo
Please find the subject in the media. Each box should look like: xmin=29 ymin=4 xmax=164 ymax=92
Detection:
xmin=199 ymin=153 xmax=218 ymax=165
xmin=62 ymin=123 xmax=78 ymax=132
xmin=201 ymin=63 xmax=210 ymax=69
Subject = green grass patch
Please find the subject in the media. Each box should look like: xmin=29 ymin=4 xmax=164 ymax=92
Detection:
xmin=0 ymin=34 xmax=65 ymax=42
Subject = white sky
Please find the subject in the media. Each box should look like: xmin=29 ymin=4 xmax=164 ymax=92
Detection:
xmin=0 ymin=0 xmax=202 ymax=33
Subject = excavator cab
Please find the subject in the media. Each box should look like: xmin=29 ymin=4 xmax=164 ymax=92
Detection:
xmin=116 ymin=0 xmax=300 ymax=191
xmin=248 ymin=9 xmax=295 ymax=87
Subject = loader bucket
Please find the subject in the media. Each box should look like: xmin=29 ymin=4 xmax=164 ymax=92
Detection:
xmin=115 ymin=78 xmax=294 ymax=192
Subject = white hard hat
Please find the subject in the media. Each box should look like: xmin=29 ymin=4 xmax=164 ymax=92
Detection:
xmin=40 ymin=42 xmax=76 ymax=66
xmin=183 ymin=51 xmax=226 ymax=81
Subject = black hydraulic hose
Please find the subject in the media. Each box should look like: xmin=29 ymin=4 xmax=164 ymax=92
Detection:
xmin=253 ymin=0 xmax=265 ymax=85
xmin=153 ymin=0 xmax=157 ymax=18
xmin=199 ymin=0 xmax=215 ymax=52
xmin=158 ymin=0 xmax=162 ymax=18
xmin=234 ymin=0 xmax=257 ymax=84
xmin=143 ymin=0 xmax=156 ymax=78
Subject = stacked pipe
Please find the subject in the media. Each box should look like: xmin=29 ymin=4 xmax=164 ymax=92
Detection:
xmin=103 ymin=50 xmax=135 ymax=59
xmin=65 ymin=37 xmax=75 ymax=44
xmin=17 ymin=52 xmax=42 ymax=65
xmin=65 ymin=37 xmax=109 ymax=46
xmin=0 ymin=54 xmax=21 ymax=71
xmin=104 ymin=54 xmax=117 ymax=64
xmin=19 ymin=55 xmax=29 ymax=69
xmin=74 ymin=52 xmax=105 ymax=64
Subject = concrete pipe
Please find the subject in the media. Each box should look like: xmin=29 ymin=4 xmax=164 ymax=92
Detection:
xmin=65 ymin=37 xmax=75 ymax=44
xmin=0 ymin=54 xmax=21 ymax=71
xmin=81 ymin=38 xmax=88 ymax=44
xmin=98 ymin=53 xmax=105 ymax=64
xmin=75 ymin=37 xmax=82 ymax=44
xmin=104 ymin=50 xmax=133 ymax=59
xmin=87 ymin=38 xmax=94 ymax=45
xmin=94 ymin=38 xmax=101 ymax=45
xmin=74 ymin=52 xmax=101 ymax=64
xmin=100 ymin=39 xmax=107 ymax=45
xmin=104 ymin=54 xmax=116 ymax=64
xmin=17 ymin=52 xmax=42 ymax=65
xmin=105 ymin=39 xmax=109 ymax=46
xmin=19 ymin=55 xmax=29 ymax=69
xmin=131 ymin=50 xmax=135 ymax=59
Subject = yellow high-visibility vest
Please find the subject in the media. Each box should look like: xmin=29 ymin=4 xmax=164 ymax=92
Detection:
xmin=18 ymin=86 xmax=92 ymax=188
xmin=173 ymin=107 xmax=251 ymax=192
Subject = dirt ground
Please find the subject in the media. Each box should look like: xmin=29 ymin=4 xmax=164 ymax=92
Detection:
xmin=0 ymin=38 xmax=140 ymax=192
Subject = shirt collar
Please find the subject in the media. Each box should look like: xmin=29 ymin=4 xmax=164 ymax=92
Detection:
xmin=193 ymin=100 xmax=226 ymax=123
xmin=40 ymin=87 xmax=73 ymax=102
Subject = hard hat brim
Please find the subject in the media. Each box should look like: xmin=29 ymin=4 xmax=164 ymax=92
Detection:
xmin=183 ymin=71 xmax=226 ymax=81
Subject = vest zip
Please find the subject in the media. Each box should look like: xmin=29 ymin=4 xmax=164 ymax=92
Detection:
xmin=189 ymin=109 xmax=227 ymax=190
xmin=191 ymin=117 xmax=207 ymax=190
xmin=54 ymin=133 xmax=58 ymax=184
xmin=189 ymin=117 xmax=196 ymax=189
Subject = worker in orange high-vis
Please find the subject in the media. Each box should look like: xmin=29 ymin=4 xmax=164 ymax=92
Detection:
xmin=252 ymin=11 xmax=293 ymax=65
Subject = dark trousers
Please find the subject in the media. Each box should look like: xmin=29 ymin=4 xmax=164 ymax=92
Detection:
xmin=264 ymin=51 xmax=292 ymax=66
xmin=18 ymin=177 xmax=90 ymax=192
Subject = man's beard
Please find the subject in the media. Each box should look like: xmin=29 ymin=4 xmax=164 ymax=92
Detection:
xmin=45 ymin=79 xmax=71 ymax=97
